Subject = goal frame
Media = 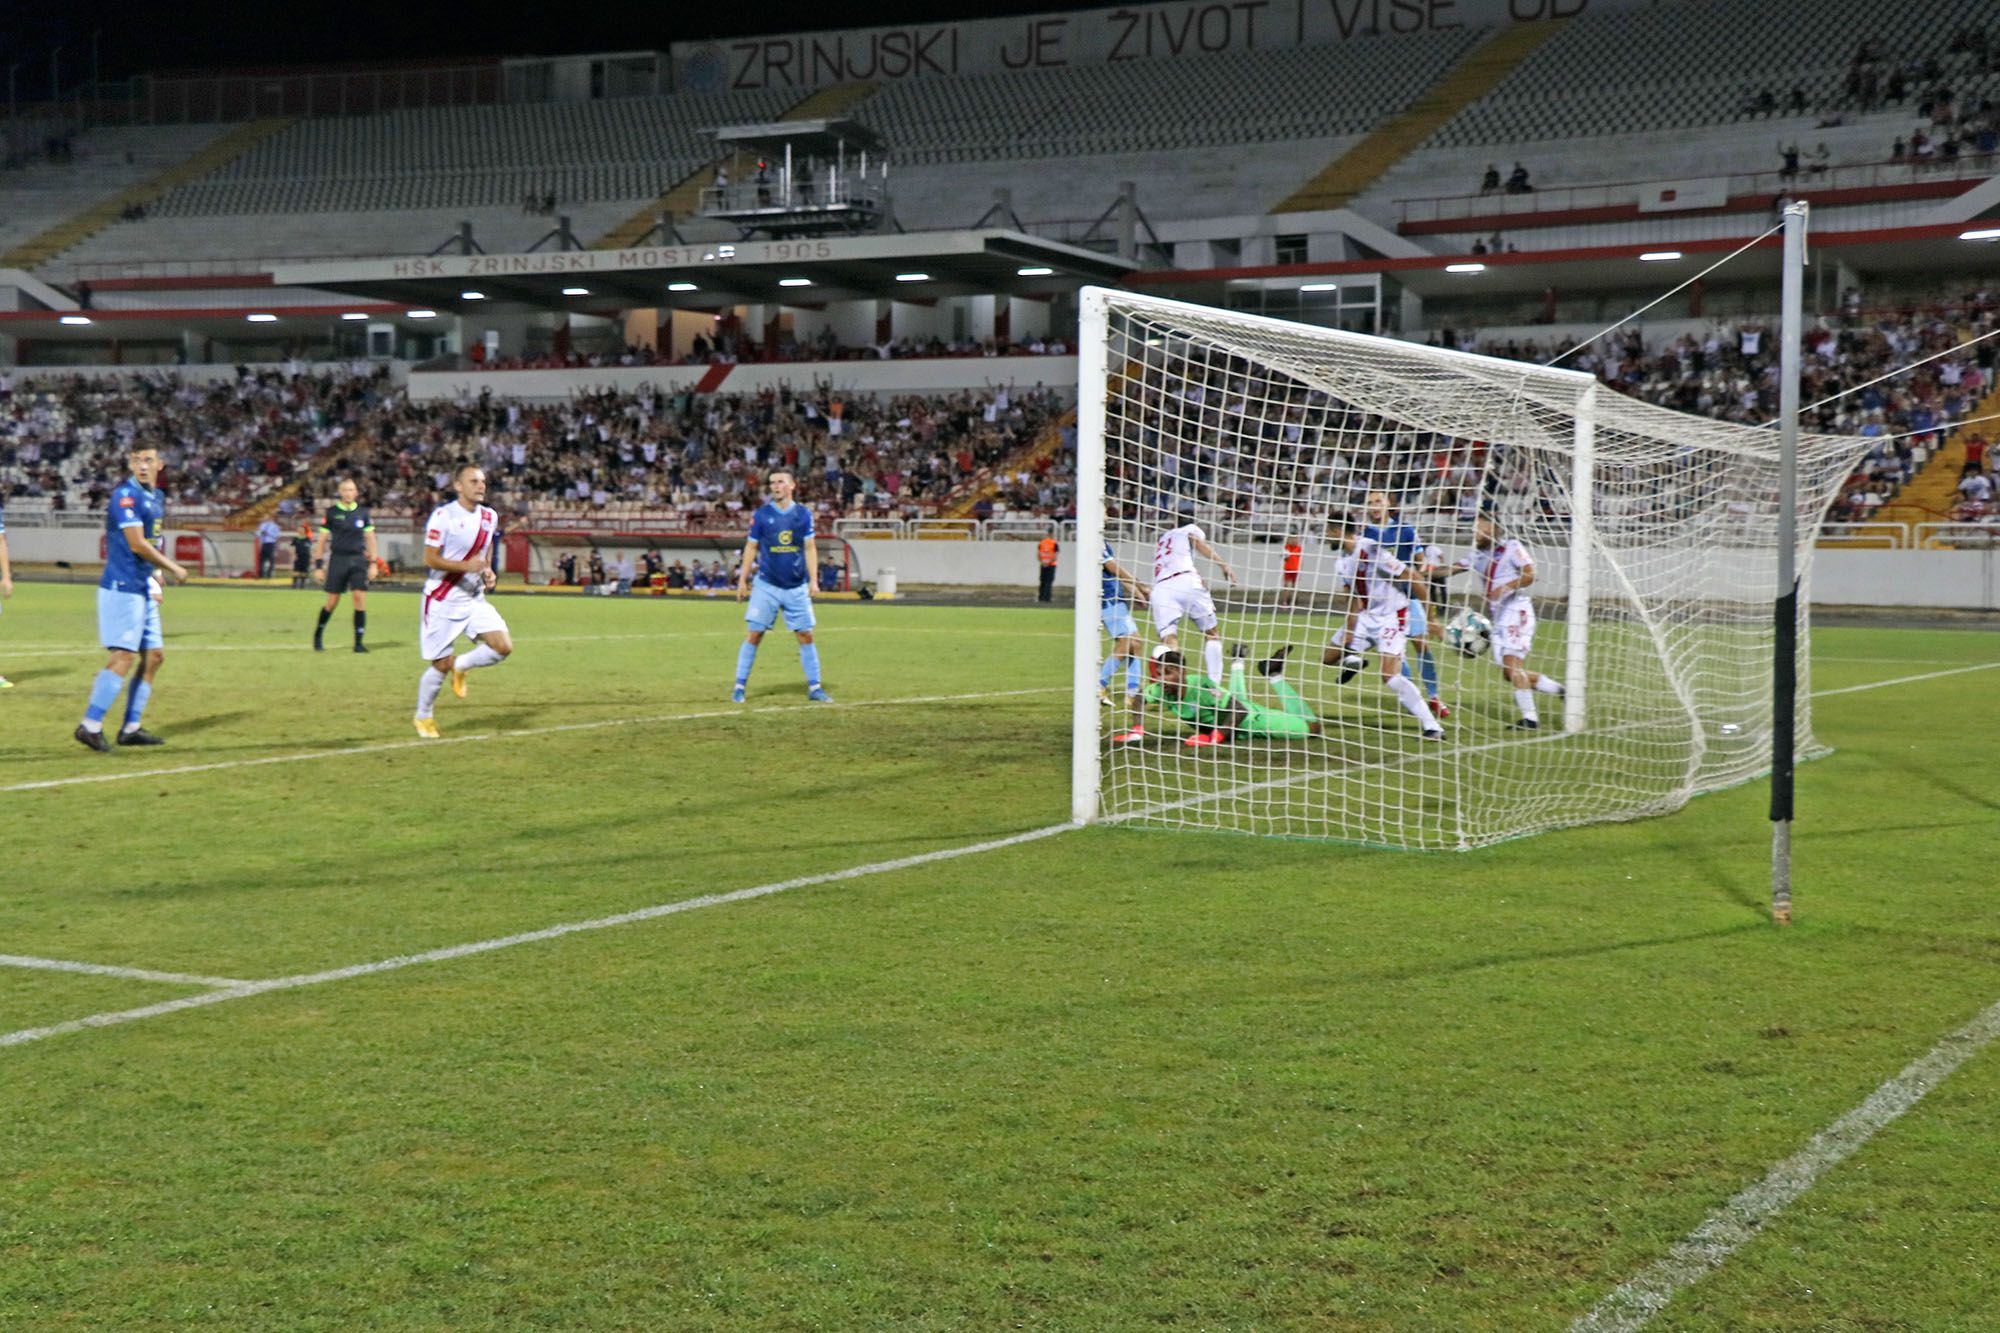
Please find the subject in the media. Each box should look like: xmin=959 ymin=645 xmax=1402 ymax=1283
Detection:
xmin=1070 ymin=285 xmax=1607 ymax=827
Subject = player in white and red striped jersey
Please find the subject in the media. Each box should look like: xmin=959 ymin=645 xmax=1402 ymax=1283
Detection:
xmin=1323 ymin=517 xmax=1443 ymax=740
xmin=412 ymin=462 xmax=513 ymax=737
xmin=1148 ymin=507 xmax=1239 ymax=742
xmin=1450 ymin=514 xmax=1564 ymax=731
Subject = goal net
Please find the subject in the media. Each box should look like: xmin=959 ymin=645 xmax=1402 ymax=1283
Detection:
xmin=1071 ymin=288 xmax=1868 ymax=850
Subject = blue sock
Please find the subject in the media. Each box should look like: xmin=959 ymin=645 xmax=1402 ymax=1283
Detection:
xmin=123 ymin=679 xmax=153 ymax=731
xmin=83 ymin=668 xmax=124 ymax=725
xmin=1099 ymin=656 xmax=1119 ymax=689
xmin=1125 ymin=656 xmax=1141 ymax=696
xmin=798 ymin=642 xmax=822 ymax=687
xmin=1399 ymin=656 xmax=1417 ymax=687
xmin=1418 ymin=649 xmax=1440 ymax=697
xmin=734 ymin=641 xmax=758 ymax=685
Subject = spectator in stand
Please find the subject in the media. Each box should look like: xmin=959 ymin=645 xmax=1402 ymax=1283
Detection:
xmin=1505 ymin=162 xmax=1532 ymax=194
xmin=556 ymin=551 xmax=577 ymax=586
xmin=1778 ymin=142 xmax=1801 ymax=178
xmin=1478 ymin=164 xmax=1500 ymax=195
xmin=1957 ymin=463 xmax=1994 ymax=509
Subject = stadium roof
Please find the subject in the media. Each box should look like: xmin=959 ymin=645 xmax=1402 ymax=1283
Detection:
xmin=264 ymin=229 xmax=1137 ymax=312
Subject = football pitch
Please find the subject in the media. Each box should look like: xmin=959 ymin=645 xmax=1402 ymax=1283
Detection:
xmin=2 ymin=582 xmax=1996 ymax=1330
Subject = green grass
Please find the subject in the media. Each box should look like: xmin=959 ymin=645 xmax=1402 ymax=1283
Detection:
xmin=1 ymin=582 xmax=1995 ymax=1329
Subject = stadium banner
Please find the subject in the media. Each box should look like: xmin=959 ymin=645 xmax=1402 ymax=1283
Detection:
xmin=672 ymin=0 xmax=1651 ymax=92
xmin=1636 ymin=177 xmax=1731 ymax=212
xmin=267 ymin=231 xmax=1110 ymax=288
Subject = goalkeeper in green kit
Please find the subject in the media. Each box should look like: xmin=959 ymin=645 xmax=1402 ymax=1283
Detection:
xmin=1145 ymin=643 xmax=1321 ymax=748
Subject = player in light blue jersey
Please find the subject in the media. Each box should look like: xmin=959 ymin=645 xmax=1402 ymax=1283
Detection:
xmin=1097 ymin=539 xmax=1149 ymax=742
xmin=1362 ymin=490 xmax=1449 ymax=719
xmin=74 ymin=443 xmax=189 ymax=752
xmin=733 ymin=469 xmax=830 ymax=703
xmin=0 ymin=496 xmax=13 ymax=688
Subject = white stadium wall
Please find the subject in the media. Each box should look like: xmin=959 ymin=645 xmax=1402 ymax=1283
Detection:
xmin=404 ymin=356 xmax=1081 ymax=404
xmin=8 ymin=530 xmax=1996 ymax=612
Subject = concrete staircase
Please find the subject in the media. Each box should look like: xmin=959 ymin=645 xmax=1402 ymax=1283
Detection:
xmin=1 ymin=119 xmax=295 ymax=270
xmin=594 ymin=83 xmax=877 ymax=250
xmin=1872 ymin=382 xmax=2000 ymax=543
xmin=228 ymin=432 xmax=381 ymax=528
xmin=1275 ymin=21 xmax=1567 ymax=214
xmin=941 ymin=410 xmax=1075 ymax=519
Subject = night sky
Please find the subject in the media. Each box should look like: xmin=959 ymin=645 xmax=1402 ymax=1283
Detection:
xmin=2 ymin=0 xmax=1117 ymax=92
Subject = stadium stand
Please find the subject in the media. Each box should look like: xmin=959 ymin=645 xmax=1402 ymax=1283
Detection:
xmin=0 ymin=364 xmax=400 ymax=517
xmin=1429 ymin=0 xmax=2000 ymax=147
xmin=44 ymin=88 xmax=796 ymax=274
xmin=0 ymin=370 xmax=1066 ymax=535
xmin=1351 ymin=0 xmax=2000 ymax=238
xmin=0 ymin=124 xmax=234 ymax=264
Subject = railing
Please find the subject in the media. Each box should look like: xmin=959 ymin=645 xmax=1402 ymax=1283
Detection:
xmin=1818 ymin=521 xmax=1912 ymax=548
xmin=1916 ymin=520 xmax=2000 ymax=548
xmin=699 ymin=179 xmax=881 ymax=217
xmin=1396 ymin=154 xmax=1997 ymax=228
xmin=831 ymin=517 xmax=1062 ymax=541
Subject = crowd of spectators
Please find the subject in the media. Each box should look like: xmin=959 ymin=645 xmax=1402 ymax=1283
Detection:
xmin=0 ymin=363 xmax=401 ymax=514
xmin=470 ymin=328 xmax=1072 ymax=372
xmin=1429 ymin=288 xmax=2000 ymax=526
xmin=342 ymin=378 xmax=1068 ymax=529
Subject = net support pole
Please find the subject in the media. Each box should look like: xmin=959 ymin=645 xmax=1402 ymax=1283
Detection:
xmin=1771 ymin=202 xmax=1807 ymax=926
xmin=1071 ymin=286 xmax=1111 ymax=825
xmin=1564 ymin=383 xmax=1596 ymax=734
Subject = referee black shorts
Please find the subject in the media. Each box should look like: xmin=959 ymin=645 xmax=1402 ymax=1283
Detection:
xmin=324 ymin=554 xmax=370 ymax=595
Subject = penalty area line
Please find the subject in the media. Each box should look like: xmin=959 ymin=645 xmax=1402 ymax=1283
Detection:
xmin=0 ymin=822 xmax=1077 ymax=1052
xmin=1571 ymin=992 xmax=2000 ymax=1331
xmin=0 ymin=953 xmax=251 ymax=989
xmin=0 ymin=686 xmax=1065 ymax=795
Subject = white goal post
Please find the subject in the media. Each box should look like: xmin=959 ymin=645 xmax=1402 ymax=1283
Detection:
xmin=1071 ymin=286 xmax=1867 ymax=850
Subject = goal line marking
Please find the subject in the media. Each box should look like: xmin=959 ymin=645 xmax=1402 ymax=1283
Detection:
xmin=1571 ymin=993 xmax=2000 ymax=1331
xmin=1809 ymin=659 xmax=2000 ymax=697
xmin=0 ymin=686 xmax=1065 ymax=795
xmin=0 ymin=953 xmax=250 ymax=989
xmin=0 ymin=823 xmax=1076 ymax=1052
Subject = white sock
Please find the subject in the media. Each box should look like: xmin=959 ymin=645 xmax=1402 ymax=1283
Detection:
xmin=1203 ymin=637 xmax=1224 ymax=685
xmin=454 ymin=643 xmax=505 ymax=672
xmin=1328 ymin=627 xmax=1350 ymax=651
xmin=416 ymin=667 xmax=446 ymax=719
xmin=1388 ymin=674 xmax=1439 ymax=730
xmin=1534 ymin=675 xmax=1565 ymax=696
xmin=1515 ymin=688 xmax=1539 ymax=722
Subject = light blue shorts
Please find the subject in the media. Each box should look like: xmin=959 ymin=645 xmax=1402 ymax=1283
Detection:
xmin=1407 ymin=602 xmax=1429 ymax=641
xmin=746 ymin=579 xmax=814 ymax=633
xmin=1100 ymin=601 xmax=1138 ymax=639
xmin=98 ymin=586 xmax=163 ymax=652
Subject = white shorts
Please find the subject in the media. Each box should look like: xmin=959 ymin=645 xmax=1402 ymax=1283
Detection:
xmin=1490 ymin=601 xmax=1536 ymax=663
xmin=421 ymin=594 xmax=509 ymax=660
xmin=1356 ymin=607 xmax=1410 ymax=661
xmin=1150 ymin=577 xmax=1217 ymax=639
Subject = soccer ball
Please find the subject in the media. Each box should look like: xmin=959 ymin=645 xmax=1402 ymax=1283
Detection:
xmin=1444 ymin=610 xmax=1491 ymax=659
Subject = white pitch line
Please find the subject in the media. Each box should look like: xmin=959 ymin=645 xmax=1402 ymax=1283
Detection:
xmin=0 ymin=953 xmax=249 ymax=989
xmin=0 ymin=822 xmax=1076 ymax=1051
xmin=1810 ymin=659 xmax=2000 ymax=696
xmin=0 ymin=685 xmax=1064 ymax=794
xmin=0 ymin=625 xmax=1070 ymax=660
xmin=1572 ymin=994 xmax=2000 ymax=1331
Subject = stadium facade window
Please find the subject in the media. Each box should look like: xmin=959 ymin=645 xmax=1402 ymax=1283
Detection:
xmin=1274 ymin=235 xmax=1309 ymax=266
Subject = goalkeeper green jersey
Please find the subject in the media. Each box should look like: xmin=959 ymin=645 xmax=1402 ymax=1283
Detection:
xmin=1144 ymin=662 xmax=1319 ymax=738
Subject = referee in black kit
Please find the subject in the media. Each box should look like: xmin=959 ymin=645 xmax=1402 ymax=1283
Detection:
xmin=313 ymin=477 xmax=378 ymax=652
